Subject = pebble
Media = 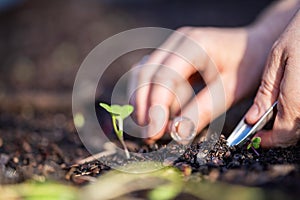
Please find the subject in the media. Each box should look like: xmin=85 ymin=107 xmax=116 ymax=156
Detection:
xmin=181 ymin=164 xmax=192 ymax=176
xmin=224 ymin=151 xmax=231 ymax=158
xmin=212 ymin=157 xmax=224 ymax=166
xmin=13 ymin=157 xmax=19 ymax=164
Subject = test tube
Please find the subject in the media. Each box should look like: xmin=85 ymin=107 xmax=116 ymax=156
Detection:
xmin=170 ymin=116 xmax=196 ymax=145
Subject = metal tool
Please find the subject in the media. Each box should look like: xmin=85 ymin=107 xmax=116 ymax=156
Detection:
xmin=227 ymin=101 xmax=278 ymax=147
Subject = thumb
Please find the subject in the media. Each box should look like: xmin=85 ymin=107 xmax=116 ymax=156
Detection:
xmin=245 ymin=46 xmax=284 ymax=124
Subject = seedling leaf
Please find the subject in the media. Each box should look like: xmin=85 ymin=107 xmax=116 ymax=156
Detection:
xmin=99 ymin=102 xmax=134 ymax=159
xmin=252 ymin=137 xmax=261 ymax=149
xmin=246 ymin=136 xmax=261 ymax=156
xmin=100 ymin=103 xmax=113 ymax=113
xmin=111 ymin=105 xmax=134 ymax=119
xmin=100 ymin=103 xmax=134 ymax=119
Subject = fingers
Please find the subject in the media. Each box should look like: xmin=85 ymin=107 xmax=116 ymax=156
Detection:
xmin=245 ymin=43 xmax=285 ymax=124
xmin=135 ymin=29 xmax=220 ymax=142
xmin=145 ymin=56 xmax=199 ymax=141
xmin=134 ymin=28 xmax=189 ymax=125
xmin=145 ymin=37 xmax=220 ymax=141
xmin=169 ymin=79 xmax=195 ymax=117
xmin=180 ymin=73 xmax=236 ymax=134
xmin=247 ymin=41 xmax=300 ymax=147
xmin=261 ymin=55 xmax=300 ymax=147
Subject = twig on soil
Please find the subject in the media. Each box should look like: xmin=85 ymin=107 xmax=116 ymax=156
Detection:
xmin=76 ymin=142 xmax=116 ymax=165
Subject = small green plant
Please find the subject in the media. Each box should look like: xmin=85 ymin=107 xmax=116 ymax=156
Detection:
xmin=100 ymin=103 xmax=134 ymax=159
xmin=247 ymin=137 xmax=261 ymax=156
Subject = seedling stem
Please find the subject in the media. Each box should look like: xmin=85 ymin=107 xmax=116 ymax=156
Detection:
xmin=100 ymin=103 xmax=133 ymax=159
xmin=247 ymin=137 xmax=261 ymax=156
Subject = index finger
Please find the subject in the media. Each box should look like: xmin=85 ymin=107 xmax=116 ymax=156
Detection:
xmin=146 ymin=39 xmax=215 ymax=140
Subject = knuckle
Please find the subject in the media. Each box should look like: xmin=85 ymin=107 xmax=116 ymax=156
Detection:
xmin=258 ymin=78 xmax=277 ymax=96
xmin=270 ymin=42 xmax=283 ymax=60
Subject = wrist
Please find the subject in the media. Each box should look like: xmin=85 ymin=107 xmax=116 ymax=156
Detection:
xmin=247 ymin=23 xmax=274 ymax=49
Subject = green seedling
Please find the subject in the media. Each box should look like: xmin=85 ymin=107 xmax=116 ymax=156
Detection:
xmin=247 ymin=137 xmax=261 ymax=156
xmin=100 ymin=103 xmax=134 ymax=159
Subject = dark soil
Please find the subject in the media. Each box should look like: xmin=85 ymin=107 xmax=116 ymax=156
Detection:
xmin=0 ymin=106 xmax=90 ymax=184
xmin=66 ymin=135 xmax=300 ymax=195
xmin=176 ymin=135 xmax=300 ymax=187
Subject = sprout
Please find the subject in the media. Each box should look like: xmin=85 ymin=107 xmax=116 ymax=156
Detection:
xmin=100 ymin=103 xmax=134 ymax=159
xmin=247 ymin=137 xmax=261 ymax=156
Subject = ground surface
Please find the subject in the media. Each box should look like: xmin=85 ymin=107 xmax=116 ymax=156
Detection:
xmin=2 ymin=0 xmax=300 ymax=200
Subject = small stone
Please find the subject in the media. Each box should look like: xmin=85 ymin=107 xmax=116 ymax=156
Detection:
xmin=13 ymin=157 xmax=19 ymax=164
xmin=208 ymin=169 xmax=220 ymax=182
xmin=181 ymin=164 xmax=192 ymax=176
xmin=225 ymin=151 xmax=231 ymax=158
xmin=60 ymin=163 xmax=67 ymax=169
xmin=212 ymin=157 xmax=224 ymax=166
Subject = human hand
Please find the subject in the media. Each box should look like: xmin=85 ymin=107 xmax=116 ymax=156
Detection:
xmin=132 ymin=26 xmax=272 ymax=143
xmin=245 ymin=10 xmax=300 ymax=148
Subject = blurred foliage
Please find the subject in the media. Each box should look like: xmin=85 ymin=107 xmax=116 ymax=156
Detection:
xmin=0 ymin=162 xmax=288 ymax=200
xmin=0 ymin=181 xmax=78 ymax=200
